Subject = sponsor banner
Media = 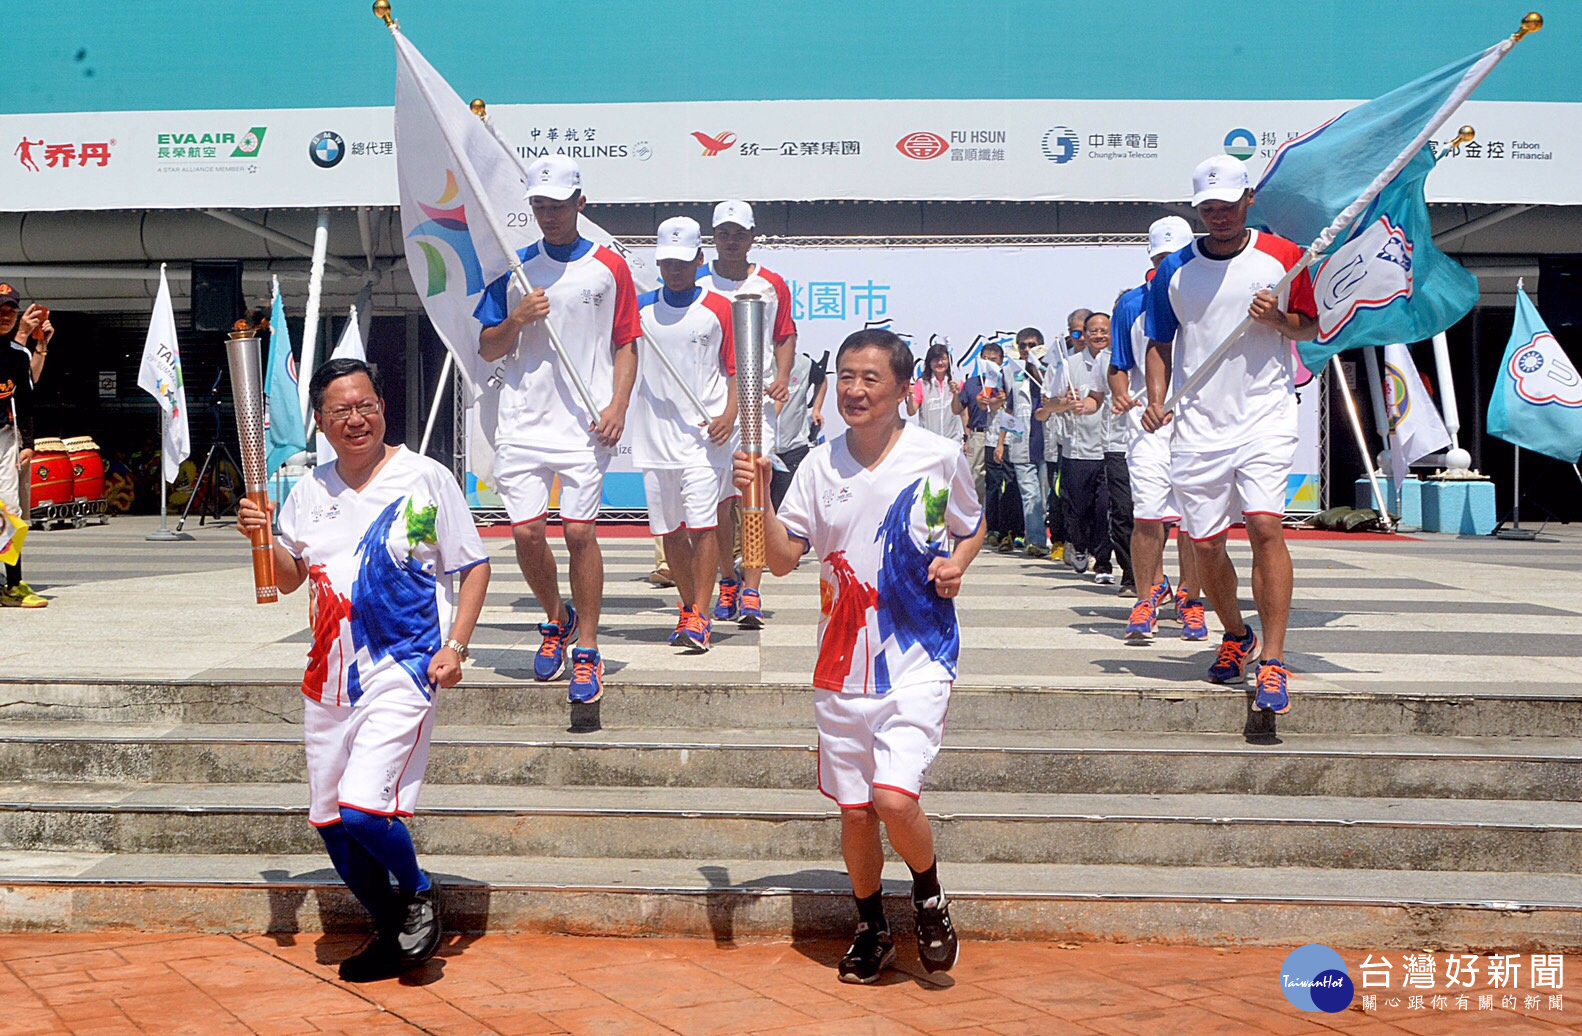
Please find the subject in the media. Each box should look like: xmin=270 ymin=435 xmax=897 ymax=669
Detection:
xmin=1 ymin=98 xmax=1577 ymax=211
xmin=464 ymin=244 xmax=1322 ymax=513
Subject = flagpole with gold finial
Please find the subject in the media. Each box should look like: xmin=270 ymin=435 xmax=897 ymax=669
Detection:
xmin=1161 ymin=12 xmax=1546 ymax=417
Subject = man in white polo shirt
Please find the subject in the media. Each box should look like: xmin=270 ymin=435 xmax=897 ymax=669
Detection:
xmin=474 ymin=155 xmax=642 ymax=706
xmin=1142 ymin=156 xmax=1318 ymax=714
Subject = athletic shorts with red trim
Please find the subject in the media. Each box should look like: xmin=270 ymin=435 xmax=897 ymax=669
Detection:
xmin=304 ymin=674 xmax=436 ymax=826
xmin=1127 ymin=422 xmax=1181 ymax=523
xmin=815 ymin=680 xmax=950 ymax=808
xmin=493 ymin=441 xmax=609 ymax=524
xmin=644 ymin=466 xmax=730 ymax=536
xmin=1171 ymin=434 xmax=1297 ymax=541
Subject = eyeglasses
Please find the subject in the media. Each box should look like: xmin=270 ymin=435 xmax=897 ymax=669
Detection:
xmin=322 ymin=400 xmax=381 ymax=424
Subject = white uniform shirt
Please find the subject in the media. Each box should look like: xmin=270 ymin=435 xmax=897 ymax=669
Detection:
xmin=629 ymin=286 xmax=736 ymax=471
xmin=1064 ymin=348 xmax=1110 ymax=461
xmin=777 ymin=424 xmax=983 ymax=697
xmin=1146 ymin=229 xmax=1318 ymax=453
xmin=914 ymin=375 xmax=960 ymax=441
xmin=473 ymin=238 xmax=642 ymax=453
xmin=698 ymin=262 xmax=797 ymax=383
xmin=276 ymin=447 xmax=488 ymax=707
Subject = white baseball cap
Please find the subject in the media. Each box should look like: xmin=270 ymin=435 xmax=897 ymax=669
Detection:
xmin=1148 ymin=215 xmax=1194 ymax=257
xmin=525 ymin=154 xmax=582 ymax=201
xmin=1191 ymin=154 xmax=1251 ymax=207
xmin=654 ymin=216 xmax=703 ymax=262
xmin=712 ymin=199 xmax=755 ymax=230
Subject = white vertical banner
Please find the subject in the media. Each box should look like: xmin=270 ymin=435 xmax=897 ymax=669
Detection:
xmin=136 ymin=265 xmax=190 ymax=483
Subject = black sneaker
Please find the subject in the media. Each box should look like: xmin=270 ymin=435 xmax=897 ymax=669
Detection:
xmin=337 ymin=931 xmax=404 ymax=983
xmin=914 ymin=894 xmax=960 ymax=973
xmin=837 ymin=922 xmax=896 ymax=984
xmin=395 ymin=880 xmax=443 ymax=965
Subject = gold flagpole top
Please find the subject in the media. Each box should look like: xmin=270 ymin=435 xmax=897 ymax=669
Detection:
xmin=470 ymin=98 xmax=488 ymax=120
xmin=1442 ymin=125 xmax=1476 ymax=155
xmin=372 ymin=0 xmax=394 ymax=27
xmin=1516 ymin=11 xmax=1543 ymax=40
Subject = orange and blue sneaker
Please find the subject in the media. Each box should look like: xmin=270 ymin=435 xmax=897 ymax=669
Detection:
xmin=1207 ymin=627 xmax=1258 ymax=684
xmin=567 ymin=648 xmax=604 ymax=704
xmin=1124 ymin=595 xmax=1158 ymax=640
xmin=669 ymin=605 xmax=693 ymax=646
xmin=713 ymin=577 xmax=741 ymax=621
xmin=1254 ymin=658 xmax=1291 ymax=714
xmin=1179 ymin=594 xmax=1209 ymax=641
xmin=738 ymin=587 xmax=764 ymax=630
xmin=683 ymin=609 xmax=713 ymax=653
xmin=533 ymin=604 xmax=578 ymax=681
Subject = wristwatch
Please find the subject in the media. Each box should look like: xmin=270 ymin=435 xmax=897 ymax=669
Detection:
xmin=445 ymin=639 xmax=470 ymax=662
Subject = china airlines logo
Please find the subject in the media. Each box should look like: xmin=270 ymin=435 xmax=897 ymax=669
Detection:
xmin=692 ymin=131 xmax=737 ymax=156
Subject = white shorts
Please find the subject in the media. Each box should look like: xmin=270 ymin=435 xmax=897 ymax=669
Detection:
xmin=1128 ymin=423 xmax=1181 ymax=523
xmin=0 ymin=425 xmax=18 ymax=512
xmin=815 ymin=681 xmax=950 ymax=808
xmin=1172 ymin=435 xmax=1296 ymax=541
xmin=494 ymin=442 xmax=608 ymax=524
xmin=303 ymin=677 xmax=436 ymax=826
xmin=644 ymin=466 xmax=729 ymax=536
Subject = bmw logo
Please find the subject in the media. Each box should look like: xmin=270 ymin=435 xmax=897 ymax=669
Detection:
xmin=1041 ymin=126 xmax=1078 ymax=164
xmin=309 ymin=131 xmax=345 ymax=168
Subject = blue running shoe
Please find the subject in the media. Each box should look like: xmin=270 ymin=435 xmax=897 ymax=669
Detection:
xmin=1124 ymin=596 xmax=1158 ymax=640
xmin=1254 ymin=658 xmax=1291 ymax=714
xmin=669 ymin=605 xmax=692 ymax=646
xmin=1207 ymin=627 xmax=1257 ymax=684
xmin=713 ymin=578 xmax=741 ymax=621
xmin=1179 ymin=596 xmax=1209 ymax=641
xmin=533 ymin=604 xmax=578 ymax=681
xmin=567 ymin=648 xmax=604 ymax=704
xmin=683 ymin=610 xmax=712 ymax=653
xmin=738 ymin=587 xmax=764 ymax=630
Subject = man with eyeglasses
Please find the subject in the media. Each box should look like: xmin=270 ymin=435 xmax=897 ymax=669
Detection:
xmin=237 ymin=358 xmax=490 ymax=982
xmin=474 ymin=155 xmax=642 ymax=705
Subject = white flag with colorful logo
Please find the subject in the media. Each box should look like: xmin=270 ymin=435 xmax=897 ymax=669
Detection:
xmin=136 ymin=265 xmax=190 ymax=483
xmin=1382 ymin=342 xmax=1450 ymax=490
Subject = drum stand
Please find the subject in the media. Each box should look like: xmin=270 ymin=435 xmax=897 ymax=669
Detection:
xmin=176 ymin=374 xmax=242 ymax=532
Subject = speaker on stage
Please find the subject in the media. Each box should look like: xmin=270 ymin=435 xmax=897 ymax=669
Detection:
xmin=1538 ymin=255 xmax=1582 ymax=329
xmin=191 ymin=261 xmax=244 ymax=333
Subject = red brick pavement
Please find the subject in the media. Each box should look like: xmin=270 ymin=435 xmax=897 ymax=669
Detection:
xmin=0 ymin=933 xmax=1575 ymax=1035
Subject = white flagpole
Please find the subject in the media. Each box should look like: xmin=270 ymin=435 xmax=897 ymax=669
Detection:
xmin=298 ymin=208 xmax=330 ymax=438
xmin=477 ymin=108 xmax=714 ymax=427
xmin=389 ymin=27 xmax=601 ymax=424
xmin=419 ymin=351 xmax=452 ymax=457
xmin=1163 ymin=34 xmax=1522 ymax=415
xmin=1332 ymin=357 xmax=1394 ymax=530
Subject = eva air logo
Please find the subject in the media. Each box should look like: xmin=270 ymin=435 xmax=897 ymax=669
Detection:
xmin=232 ymin=127 xmax=266 ymax=158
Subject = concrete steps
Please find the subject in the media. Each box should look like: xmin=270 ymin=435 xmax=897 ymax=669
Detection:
xmin=3 ymin=724 xmax=1580 ymax=799
xmin=2 ymin=678 xmax=1580 ymax=948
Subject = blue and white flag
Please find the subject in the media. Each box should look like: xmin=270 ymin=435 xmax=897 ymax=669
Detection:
xmin=1253 ymin=42 xmax=1514 ymax=370
xmin=264 ymin=280 xmax=308 ymax=475
xmin=1488 ymin=287 xmax=1582 ymax=464
xmin=1382 ymin=342 xmax=1450 ymax=489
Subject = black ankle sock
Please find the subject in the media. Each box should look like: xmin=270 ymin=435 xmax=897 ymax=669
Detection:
xmin=909 ymin=859 xmax=941 ymax=905
xmin=854 ymin=890 xmax=887 ymax=931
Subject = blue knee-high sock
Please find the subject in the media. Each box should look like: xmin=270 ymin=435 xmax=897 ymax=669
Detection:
xmin=338 ymin=807 xmax=430 ymax=896
xmin=317 ymin=822 xmax=397 ymax=920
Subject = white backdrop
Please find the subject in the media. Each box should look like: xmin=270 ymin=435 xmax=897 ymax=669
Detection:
xmin=465 ymin=243 xmax=1322 ymax=513
xmin=1 ymin=97 xmax=1573 ymax=211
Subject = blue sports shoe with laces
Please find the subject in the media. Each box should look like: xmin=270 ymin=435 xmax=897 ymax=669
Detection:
xmin=1207 ymin=626 xmax=1257 ymax=684
xmin=567 ymin=648 xmax=604 ymax=704
xmin=1254 ymin=658 xmax=1291 ymax=714
xmin=533 ymin=604 xmax=578 ymax=681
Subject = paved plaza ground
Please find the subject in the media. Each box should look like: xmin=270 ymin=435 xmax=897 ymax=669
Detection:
xmin=4 ymin=515 xmax=1579 ymax=696
xmin=2 ymin=514 xmax=1580 ymax=1034
xmin=2 ymin=932 xmax=1580 ymax=1035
